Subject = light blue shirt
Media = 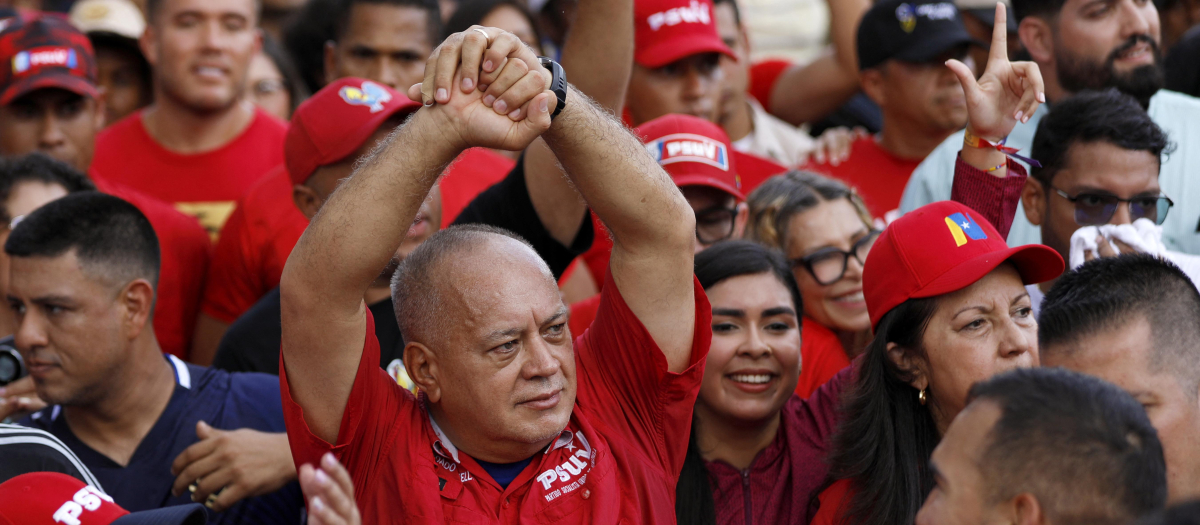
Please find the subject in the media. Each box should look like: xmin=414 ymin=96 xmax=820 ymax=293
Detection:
xmin=899 ymin=90 xmax=1200 ymax=253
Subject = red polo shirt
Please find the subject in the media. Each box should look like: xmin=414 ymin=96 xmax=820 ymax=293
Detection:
xmin=280 ymin=271 xmax=711 ymax=522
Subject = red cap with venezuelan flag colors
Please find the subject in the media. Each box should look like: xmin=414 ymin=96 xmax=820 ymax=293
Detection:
xmin=862 ymin=200 xmax=1063 ymax=330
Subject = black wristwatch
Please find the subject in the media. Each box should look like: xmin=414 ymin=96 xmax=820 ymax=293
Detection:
xmin=539 ymin=56 xmax=568 ymax=120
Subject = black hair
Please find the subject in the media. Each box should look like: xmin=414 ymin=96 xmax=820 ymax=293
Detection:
xmin=968 ymin=367 xmax=1167 ymax=524
xmin=146 ymin=0 xmax=262 ymax=24
xmin=0 ymin=153 xmax=95 ymax=224
xmin=1030 ymin=89 xmax=1172 ymax=187
xmin=825 ymin=296 xmax=941 ymax=525
xmin=1011 ymin=0 xmax=1063 ymax=22
xmin=5 ymin=192 xmax=160 ymax=290
xmin=442 ymin=0 xmax=542 ymax=51
xmin=1139 ymin=501 xmax=1200 ymax=525
xmin=87 ymin=33 xmax=153 ymax=111
xmin=712 ymin=0 xmax=742 ymax=26
xmin=283 ymin=0 xmax=341 ymax=94
xmin=1039 ymin=254 xmax=1200 ymax=396
xmin=259 ymin=32 xmax=310 ymax=115
xmin=676 ymin=240 xmax=803 ymax=525
xmin=333 ymin=0 xmax=442 ymax=47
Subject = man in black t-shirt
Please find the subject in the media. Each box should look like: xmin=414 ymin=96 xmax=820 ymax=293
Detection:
xmin=212 ymin=80 xmax=592 ymax=383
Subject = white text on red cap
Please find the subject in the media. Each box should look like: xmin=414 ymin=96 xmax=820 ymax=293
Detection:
xmin=54 ymin=485 xmax=113 ymax=525
xmin=645 ymin=133 xmax=730 ymax=171
xmin=647 ymin=0 xmax=712 ymax=31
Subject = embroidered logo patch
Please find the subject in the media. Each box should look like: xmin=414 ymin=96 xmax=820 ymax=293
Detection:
xmin=339 ymin=80 xmax=392 ymax=113
xmin=645 ymin=133 xmax=730 ymax=171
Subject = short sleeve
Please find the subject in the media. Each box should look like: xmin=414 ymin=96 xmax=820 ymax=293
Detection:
xmin=572 ymin=270 xmax=712 ymax=475
xmin=279 ymin=310 xmax=413 ymax=493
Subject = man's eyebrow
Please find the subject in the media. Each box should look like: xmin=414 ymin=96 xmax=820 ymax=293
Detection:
xmin=540 ymin=306 xmax=569 ymax=327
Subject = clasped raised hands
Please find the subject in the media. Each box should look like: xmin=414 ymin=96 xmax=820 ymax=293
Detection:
xmin=407 ymin=26 xmax=560 ymax=152
xmin=946 ymin=3 xmax=1045 ymax=142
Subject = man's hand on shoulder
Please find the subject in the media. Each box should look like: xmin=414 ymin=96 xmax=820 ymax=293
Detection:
xmin=170 ymin=421 xmax=296 ymax=512
xmin=406 ymin=26 xmax=558 ymax=153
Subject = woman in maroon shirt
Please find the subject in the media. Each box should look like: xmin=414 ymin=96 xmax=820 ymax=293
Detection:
xmin=676 ymin=240 xmax=852 ymax=525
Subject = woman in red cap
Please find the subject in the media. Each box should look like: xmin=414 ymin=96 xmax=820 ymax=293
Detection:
xmin=812 ymin=5 xmax=1063 ymax=524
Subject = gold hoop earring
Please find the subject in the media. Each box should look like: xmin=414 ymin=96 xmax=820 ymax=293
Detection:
xmin=918 ymin=388 xmax=927 ymax=405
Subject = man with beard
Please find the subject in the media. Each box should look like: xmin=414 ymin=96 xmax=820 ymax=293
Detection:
xmin=89 ymin=0 xmax=285 ymax=238
xmin=899 ymin=0 xmax=1200 ymax=253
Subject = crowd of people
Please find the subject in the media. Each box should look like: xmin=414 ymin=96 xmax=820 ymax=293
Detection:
xmin=0 ymin=0 xmax=1198 ymax=523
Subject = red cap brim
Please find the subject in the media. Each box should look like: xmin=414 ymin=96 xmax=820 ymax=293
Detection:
xmin=0 ymin=73 xmax=98 ymax=106
xmin=635 ymin=33 xmax=736 ymax=68
xmin=288 ymin=99 xmax=421 ymax=185
xmin=909 ymin=243 xmax=1064 ymax=300
xmin=671 ymin=173 xmax=745 ymax=200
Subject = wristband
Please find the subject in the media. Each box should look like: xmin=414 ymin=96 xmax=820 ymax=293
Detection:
xmin=538 ymin=56 xmax=568 ymax=120
xmin=963 ymin=129 xmax=1042 ymax=168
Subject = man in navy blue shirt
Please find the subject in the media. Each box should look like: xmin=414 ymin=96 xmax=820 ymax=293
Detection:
xmin=5 ymin=193 xmax=302 ymax=524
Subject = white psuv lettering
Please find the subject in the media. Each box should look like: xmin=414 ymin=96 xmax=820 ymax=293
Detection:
xmin=537 ymin=449 xmax=591 ymax=490
xmin=666 ymin=140 xmax=718 ymax=161
xmin=53 ymin=486 xmax=113 ymax=525
xmin=647 ymin=1 xmax=711 ymax=31
xmin=30 ymin=49 xmax=69 ymax=67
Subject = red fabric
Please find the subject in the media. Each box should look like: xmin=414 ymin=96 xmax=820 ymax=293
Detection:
xmin=633 ymin=0 xmax=733 ymax=68
xmin=809 ymin=478 xmax=853 ymax=525
xmin=201 ymin=149 xmax=512 ymax=324
xmin=580 ymin=213 xmax=612 ymax=293
xmin=0 ymin=472 xmax=132 ymax=524
xmin=200 ymin=167 xmax=307 ymax=324
xmin=89 ymin=108 xmax=287 ymax=236
xmin=638 ymin=114 xmax=744 ymax=199
xmin=803 ymin=136 xmax=922 ymax=220
xmin=795 ymin=317 xmax=850 ymax=398
xmin=704 ymin=367 xmax=852 ymax=525
xmin=93 ymin=177 xmax=210 ymax=360
xmin=568 ymin=293 xmax=602 ymax=338
xmin=733 ymin=150 xmax=789 ymax=196
xmin=280 ymin=270 xmax=712 ymax=523
xmin=748 ymin=59 xmax=792 ymax=107
xmin=950 ymin=156 xmax=1028 ymax=241
xmin=439 ymin=148 xmax=514 ymax=229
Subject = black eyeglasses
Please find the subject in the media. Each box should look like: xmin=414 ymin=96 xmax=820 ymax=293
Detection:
xmin=791 ymin=230 xmax=880 ymax=286
xmin=695 ymin=206 xmax=738 ymax=245
xmin=1051 ymin=187 xmax=1174 ymax=226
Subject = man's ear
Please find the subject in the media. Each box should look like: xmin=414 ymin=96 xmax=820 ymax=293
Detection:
xmin=886 ymin=341 xmax=928 ymax=392
xmin=1012 ymin=493 xmax=1045 ymax=525
xmin=1019 ymin=17 xmax=1054 ymax=64
xmin=139 ymin=26 xmax=159 ymax=69
xmin=293 ymin=184 xmax=323 ymax=220
xmin=1021 ymin=177 xmax=1046 ymax=226
xmin=120 ymin=279 xmax=156 ymax=340
xmin=860 ymin=68 xmax=886 ymax=106
xmin=403 ymin=341 xmax=441 ymax=402
xmin=324 ymin=41 xmax=338 ymax=86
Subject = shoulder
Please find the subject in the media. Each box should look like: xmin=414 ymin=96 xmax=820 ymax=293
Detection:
xmin=1150 ymin=90 xmax=1200 ymax=126
xmin=251 ymin=107 xmax=290 ymax=137
xmin=93 ymin=111 xmax=147 ymax=154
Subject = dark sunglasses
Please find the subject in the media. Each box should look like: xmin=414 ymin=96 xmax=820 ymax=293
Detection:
xmin=694 ymin=206 xmax=738 ymax=245
xmin=790 ymin=230 xmax=881 ymax=286
xmin=1051 ymin=187 xmax=1174 ymax=226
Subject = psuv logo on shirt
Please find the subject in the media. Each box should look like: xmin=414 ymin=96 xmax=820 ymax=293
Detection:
xmin=646 ymin=0 xmax=712 ymax=31
xmin=646 ymin=133 xmax=730 ymax=171
xmin=945 ymin=212 xmax=987 ymax=247
xmin=12 ymin=47 xmax=77 ymax=75
xmin=537 ymin=433 xmax=595 ymax=503
xmin=339 ymin=80 xmax=392 ymax=113
xmin=52 ymin=485 xmax=113 ymax=525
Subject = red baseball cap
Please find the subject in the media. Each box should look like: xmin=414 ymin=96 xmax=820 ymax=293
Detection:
xmin=638 ymin=113 xmax=743 ymax=200
xmin=286 ymin=77 xmax=422 ymax=185
xmin=0 ymin=14 xmax=98 ymax=106
xmin=634 ymin=0 xmax=735 ymax=68
xmin=0 ymin=472 xmax=206 ymax=525
xmin=863 ymin=201 xmax=1063 ymax=330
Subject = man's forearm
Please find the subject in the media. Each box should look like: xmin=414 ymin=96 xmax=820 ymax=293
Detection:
xmin=541 ymin=90 xmax=694 ymax=251
xmin=282 ymin=111 xmax=461 ymax=309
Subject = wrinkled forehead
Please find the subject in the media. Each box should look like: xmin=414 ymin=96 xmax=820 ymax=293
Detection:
xmin=434 ymin=237 xmax=562 ymax=335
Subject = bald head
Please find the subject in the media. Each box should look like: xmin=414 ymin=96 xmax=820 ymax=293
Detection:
xmin=390 ymin=224 xmax=554 ymax=346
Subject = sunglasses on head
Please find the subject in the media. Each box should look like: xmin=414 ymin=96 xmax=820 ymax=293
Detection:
xmin=1051 ymin=187 xmax=1173 ymax=226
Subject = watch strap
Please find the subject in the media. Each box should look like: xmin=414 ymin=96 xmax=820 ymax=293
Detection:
xmin=539 ymin=56 xmax=568 ymax=120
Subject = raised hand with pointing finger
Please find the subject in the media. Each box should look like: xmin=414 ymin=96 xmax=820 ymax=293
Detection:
xmin=952 ymin=2 xmax=1045 ymax=176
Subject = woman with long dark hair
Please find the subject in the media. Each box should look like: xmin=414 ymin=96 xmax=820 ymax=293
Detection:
xmin=676 ymin=240 xmax=851 ymax=525
xmin=812 ymin=8 xmax=1061 ymax=523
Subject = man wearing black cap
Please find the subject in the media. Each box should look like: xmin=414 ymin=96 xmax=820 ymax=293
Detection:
xmin=805 ymin=0 xmax=978 ymax=222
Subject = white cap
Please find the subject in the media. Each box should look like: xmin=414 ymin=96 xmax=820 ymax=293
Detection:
xmin=69 ymin=0 xmax=146 ymax=40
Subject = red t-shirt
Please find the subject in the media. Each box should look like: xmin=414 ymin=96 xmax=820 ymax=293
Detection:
xmin=705 ymin=366 xmax=852 ymax=525
xmin=803 ymin=136 xmax=923 ymax=220
xmin=90 ymin=108 xmax=287 ymax=237
xmin=795 ymin=317 xmax=851 ymax=398
xmin=201 ymin=149 xmax=515 ymax=324
xmin=92 ymin=178 xmax=211 ymax=359
xmin=280 ymin=271 xmax=712 ymax=523
xmin=748 ymin=60 xmax=792 ymax=108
